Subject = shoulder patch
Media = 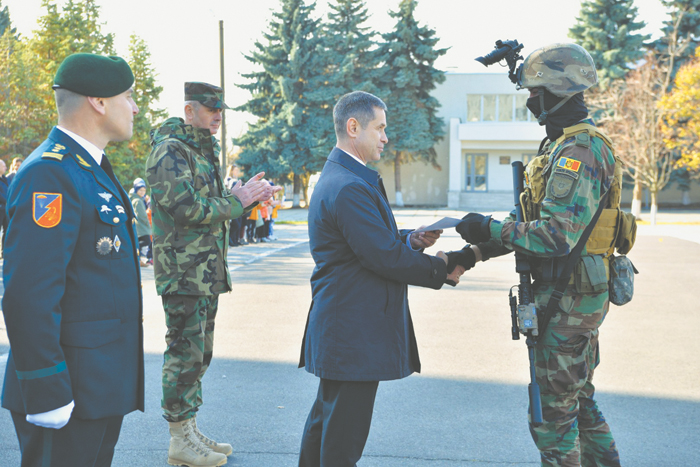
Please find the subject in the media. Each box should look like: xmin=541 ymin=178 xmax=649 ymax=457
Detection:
xmin=556 ymin=157 xmax=581 ymax=173
xmin=41 ymin=143 xmax=70 ymax=161
xmin=41 ymin=152 xmax=65 ymax=161
xmin=33 ymin=193 xmax=63 ymax=228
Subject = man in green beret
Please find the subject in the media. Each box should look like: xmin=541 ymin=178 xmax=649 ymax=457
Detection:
xmin=1 ymin=53 xmax=144 ymax=466
xmin=146 ymin=81 xmax=280 ymax=467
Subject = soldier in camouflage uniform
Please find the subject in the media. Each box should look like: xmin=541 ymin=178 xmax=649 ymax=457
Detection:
xmin=145 ymin=82 xmax=278 ymax=467
xmin=457 ymin=44 xmax=625 ymax=466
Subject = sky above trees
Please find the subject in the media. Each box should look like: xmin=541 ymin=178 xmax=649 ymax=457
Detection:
xmin=3 ymin=0 xmax=671 ymax=139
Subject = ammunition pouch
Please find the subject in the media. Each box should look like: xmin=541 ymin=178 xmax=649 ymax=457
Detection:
xmin=521 ymin=154 xmax=549 ymax=222
xmin=538 ymin=255 xmax=610 ymax=295
xmin=614 ymin=210 xmax=637 ymax=255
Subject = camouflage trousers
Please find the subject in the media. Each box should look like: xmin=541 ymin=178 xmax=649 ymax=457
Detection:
xmin=161 ymin=294 xmax=219 ymax=422
xmin=530 ymin=284 xmax=621 ymax=467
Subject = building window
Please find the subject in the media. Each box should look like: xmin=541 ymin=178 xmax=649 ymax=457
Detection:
xmin=499 ymin=95 xmax=514 ymax=122
xmin=467 ymin=95 xmax=481 ymax=122
xmin=466 ymin=93 xmax=531 ymax=122
xmin=482 ymin=95 xmax=497 ymax=121
xmin=515 ymin=94 xmax=530 ymax=122
xmin=464 ymin=153 xmax=487 ymax=191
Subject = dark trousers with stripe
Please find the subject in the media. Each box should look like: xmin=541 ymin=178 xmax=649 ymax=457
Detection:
xmin=11 ymin=411 xmax=123 ymax=467
xmin=298 ymin=379 xmax=379 ymax=467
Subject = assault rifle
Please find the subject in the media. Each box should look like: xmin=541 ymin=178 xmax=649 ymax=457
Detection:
xmin=509 ymin=161 xmax=543 ymax=426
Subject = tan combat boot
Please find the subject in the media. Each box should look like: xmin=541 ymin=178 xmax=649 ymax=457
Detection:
xmin=167 ymin=418 xmax=227 ymax=467
xmin=193 ymin=416 xmax=233 ymax=456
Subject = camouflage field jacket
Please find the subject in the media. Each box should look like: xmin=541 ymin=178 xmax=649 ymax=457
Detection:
xmin=145 ymin=117 xmax=244 ymax=296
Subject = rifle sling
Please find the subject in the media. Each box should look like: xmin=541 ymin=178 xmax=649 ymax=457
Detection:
xmin=537 ymin=190 xmax=610 ymax=339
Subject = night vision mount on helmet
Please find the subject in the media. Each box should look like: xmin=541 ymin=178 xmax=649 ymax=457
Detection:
xmin=476 ymin=40 xmax=599 ymax=124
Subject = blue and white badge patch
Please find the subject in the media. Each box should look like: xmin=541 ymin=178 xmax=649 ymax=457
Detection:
xmin=98 ymin=192 xmax=113 ymax=202
xmin=114 ymin=235 xmax=122 ymax=253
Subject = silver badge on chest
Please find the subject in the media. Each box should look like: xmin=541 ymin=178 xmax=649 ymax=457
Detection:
xmin=96 ymin=237 xmax=113 ymax=255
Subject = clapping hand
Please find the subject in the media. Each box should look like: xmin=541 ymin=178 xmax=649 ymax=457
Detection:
xmin=230 ymin=172 xmax=283 ymax=208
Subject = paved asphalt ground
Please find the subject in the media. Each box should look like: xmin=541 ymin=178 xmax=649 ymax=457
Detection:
xmin=0 ymin=208 xmax=699 ymax=466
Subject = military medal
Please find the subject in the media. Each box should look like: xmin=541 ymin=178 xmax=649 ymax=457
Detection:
xmin=96 ymin=236 xmax=113 ymax=255
xmin=114 ymin=235 xmax=122 ymax=252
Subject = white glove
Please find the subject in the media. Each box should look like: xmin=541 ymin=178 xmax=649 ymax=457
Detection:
xmin=26 ymin=400 xmax=75 ymax=429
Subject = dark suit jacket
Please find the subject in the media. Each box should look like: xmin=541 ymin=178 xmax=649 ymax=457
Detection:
xmin=299 ymin=148 xmax=447 ymax=381
xmin=1 ymin=127 xmax=144 ymax=420
xmin=0 ymin=175 xmax=8 ymax=227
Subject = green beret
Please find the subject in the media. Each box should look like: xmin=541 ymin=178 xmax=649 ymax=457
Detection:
xmin=185 ymin=82 xmax=230 ymax=109
xmin=53 ymin=53 xmax=135 ymax=98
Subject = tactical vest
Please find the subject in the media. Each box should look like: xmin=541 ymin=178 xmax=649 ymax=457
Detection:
xmin=520 ymin=123 xmax=636 ymax=258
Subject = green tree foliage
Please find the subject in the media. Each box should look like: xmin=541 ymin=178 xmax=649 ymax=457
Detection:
xmin=0 ymin=1 xmax=16 ymax=38
xmin=375 ymin=0 xmax=447 ymax=206
xmin=29 ymin=0 xmax=116 ymax=135
xmin=569 ymin=0 xmax=649 ymax=90
xmin=235 ymin=0 xmax=323 ymax=206
xmin=0 ymin=0 xmax=163 ymax=185
xmin=109 ymin=34 xmax=166 ymax=185
xmin=655 ymin=0 xmax=700 ymax=75
xmin=323 ymin=0 xmax=379 ymax=96
xmin=661 ymin=46 xmax=700 ymax=178
xmin=0 ymin=33 xmax=45 ymax=158
xmin=302 ymin=0 xmax=381 ymax=171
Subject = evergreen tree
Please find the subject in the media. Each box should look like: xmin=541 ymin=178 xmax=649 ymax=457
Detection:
xmin=323 ymin=0 xmax=379 ymax=95
xmin=235 ymin=0 xmax=323 ymax=207
xmin=304 ymin=0 xmax=380 ymax=166
xmin=654 ymin=0 xmax=700 ymax=75
xmin=0 ymin=1 xmax=16 ymax=38
xmin=375 ymin=0 xmax=447 ymax=206
xmin=569 ymin=0 xmax=649 ymax=90
xmin=109 ymin=34 xmax=166 ymax=185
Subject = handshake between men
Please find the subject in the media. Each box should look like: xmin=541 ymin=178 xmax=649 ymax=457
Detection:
xmin=408 ymin=227 xmax=476 ymax=287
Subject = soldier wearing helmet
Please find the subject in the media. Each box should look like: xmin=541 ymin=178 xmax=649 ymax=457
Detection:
xmin=456 ymin=43 xmax=630 ymax=466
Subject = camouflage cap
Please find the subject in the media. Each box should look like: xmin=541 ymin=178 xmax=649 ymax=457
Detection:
xmin=518 ymin=43 xmax=598 ymax=97
xmin=184 ymin=82 xmax=230 ymax=109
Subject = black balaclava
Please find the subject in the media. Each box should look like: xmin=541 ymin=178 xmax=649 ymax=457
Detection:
xmin=526 ymin=89 xmax=588 ymax=141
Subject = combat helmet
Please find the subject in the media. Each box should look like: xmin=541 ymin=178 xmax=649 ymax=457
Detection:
xmin=516 ymin=43 xmax=597 ymax=125
xmin=517 ymin=43 xmax=598 ymax=96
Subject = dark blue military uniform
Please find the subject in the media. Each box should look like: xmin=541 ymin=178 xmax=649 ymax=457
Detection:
xmin=1 ymin=127 xmax=144 ymax=465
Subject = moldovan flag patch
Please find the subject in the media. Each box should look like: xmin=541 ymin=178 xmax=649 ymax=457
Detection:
xmin=33 ymin=193 xmax=62 ymax=228
xmin=557 ymin=157 xmax=581 ymax=172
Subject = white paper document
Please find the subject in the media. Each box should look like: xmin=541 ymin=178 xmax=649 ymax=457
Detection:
xmin=412 ymin=217 xmax=462 ymax=233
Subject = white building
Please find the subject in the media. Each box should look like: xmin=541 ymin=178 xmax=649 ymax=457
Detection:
xmin=375 ymin=72 xmax=700 ymax=209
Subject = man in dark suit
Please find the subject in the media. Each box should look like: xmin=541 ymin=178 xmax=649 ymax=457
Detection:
xmin=1 ymin=53 xmax=143 ymax=467
xmin=298 ymin=91 xmax=472 ymax=466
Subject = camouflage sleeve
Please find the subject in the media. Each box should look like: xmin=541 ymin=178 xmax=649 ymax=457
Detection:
xmin=145 ymin=140 xmax=243 ymax=225
xmin=490 ymin=143 xmax=614 ymax=258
